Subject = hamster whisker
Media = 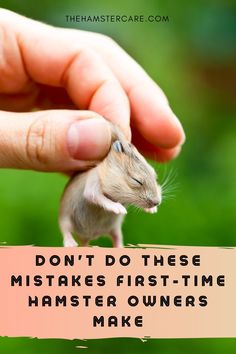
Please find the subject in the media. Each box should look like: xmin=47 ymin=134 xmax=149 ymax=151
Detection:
xmin=161 ymin=168 xmax=177 ymax=188
xmin=161 ymin=176 xmax=178 ymax=199
xmin=162 ymin=182 xmax=179 ymax=193
xmin=161 ymin=195 xmax=176 ymax=203
xmin=131 ymin=205 xmax=142 ymax=215
xmin=162 ymin=185 xmax=179 ymax=197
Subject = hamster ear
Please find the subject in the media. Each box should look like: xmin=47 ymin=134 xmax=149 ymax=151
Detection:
xmin=112 ymin=140 xmax=125 ymax=153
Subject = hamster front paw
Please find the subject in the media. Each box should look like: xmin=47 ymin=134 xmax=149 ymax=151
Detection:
xmin=63 ymin=236 xmax=78 ymax=247
xmin=109 ymin=202 xmax=127 ymax=215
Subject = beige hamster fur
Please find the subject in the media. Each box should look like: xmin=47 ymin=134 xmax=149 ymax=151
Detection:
xmin=59 ymin=123 xmax=162 ymax=247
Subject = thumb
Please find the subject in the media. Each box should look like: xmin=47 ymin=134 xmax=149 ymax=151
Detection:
xmin=0 ymin=110 xmax=111 ymax=172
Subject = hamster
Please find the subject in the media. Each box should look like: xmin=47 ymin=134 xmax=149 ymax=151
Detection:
xmin=59 ymin=123 xmax=162 ymax=247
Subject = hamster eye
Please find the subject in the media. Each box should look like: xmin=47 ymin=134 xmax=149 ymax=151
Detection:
xmin=131 ymin=177 xmax=143 ymax=186
xmin=112 ymin=140 xmax=124 ymax=153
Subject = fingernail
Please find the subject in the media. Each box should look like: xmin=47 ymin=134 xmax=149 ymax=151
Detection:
xmin=173 ymin=114 xmax=186 ymax=145
xmin=67 ymin=118 xmax=111 ymax=160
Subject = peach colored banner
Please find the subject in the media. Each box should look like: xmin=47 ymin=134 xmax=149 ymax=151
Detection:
xmin=0 ymin=245 xmax=235 ymax=339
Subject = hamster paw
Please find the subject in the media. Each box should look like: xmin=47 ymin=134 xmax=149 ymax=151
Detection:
xmin=111 ymin=203 xmax=127 ymax=215
xmin=144 ymin=206 xmax=157 ymax=214
xmin=63 ymin=237 xmax=78 ymax=247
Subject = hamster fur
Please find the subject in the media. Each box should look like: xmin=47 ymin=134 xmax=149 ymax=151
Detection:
xmin=59 ymin=124 xmax=162 ymax=247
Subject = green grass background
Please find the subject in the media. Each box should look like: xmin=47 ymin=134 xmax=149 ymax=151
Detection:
xmin=0 ymin=0 xmax=236 ymax=352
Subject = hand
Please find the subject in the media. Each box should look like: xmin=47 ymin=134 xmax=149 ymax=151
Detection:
xmin=0 ymin=9 xmax=185 ymax=172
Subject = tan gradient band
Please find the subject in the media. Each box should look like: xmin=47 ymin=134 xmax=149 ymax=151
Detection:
xmin=0 ymin=245 xmax=235 ymax=339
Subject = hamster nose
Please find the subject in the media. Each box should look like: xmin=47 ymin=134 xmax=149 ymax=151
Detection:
xmin=148 ymin=198 xmax=160 ymax=207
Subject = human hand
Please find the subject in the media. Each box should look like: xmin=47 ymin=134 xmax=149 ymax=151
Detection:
xmin=0 ymin=9 xmax=185 ymax=172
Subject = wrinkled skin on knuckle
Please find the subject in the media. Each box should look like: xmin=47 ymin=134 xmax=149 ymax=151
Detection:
xmin=25 ymin=113 xmax=55 ymax=170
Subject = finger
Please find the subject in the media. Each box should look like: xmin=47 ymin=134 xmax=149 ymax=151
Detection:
xmin=82 ymin=31 xmax=186 ymax=148
xmin=0 ymin=10 xmax=130 ymax=138
xmin=144 ymin=146 xmax=181 ymax=162
xmin=131 ymin=127 xmax=181 ymax=162
xmin=61 ymin=47 xmax=131 ymax=139
xmin=0 ymin=110 xmax=111 ymax=172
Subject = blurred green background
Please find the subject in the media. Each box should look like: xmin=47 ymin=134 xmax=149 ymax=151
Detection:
xmin=0 ymin=0 xmax=236 ymax=353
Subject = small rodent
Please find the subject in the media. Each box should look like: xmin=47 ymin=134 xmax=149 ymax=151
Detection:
xmin=59 ymin=123 xmax=162 ymax=247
